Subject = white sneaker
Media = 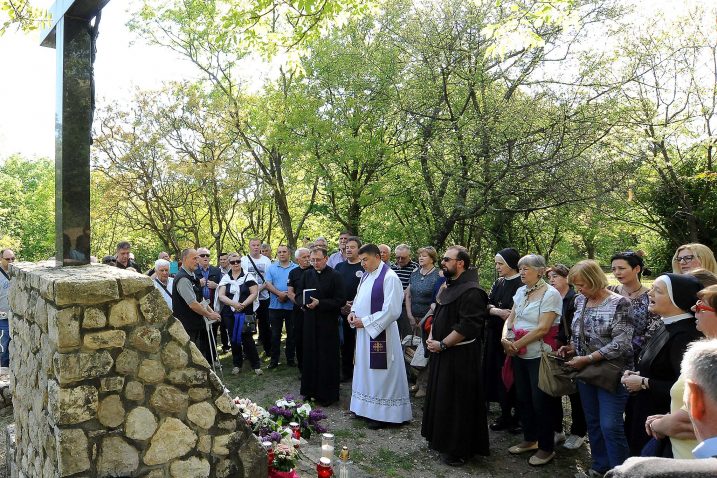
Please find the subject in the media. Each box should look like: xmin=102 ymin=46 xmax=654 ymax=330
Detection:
xmin=232 ymin=367 xmax=241 ymax=375
xmin=563 ymin=434 xmax=585 ymax=450
xmin=554 ymin=431 xmax=566 ymax=445
xmin=254 ymin=368 xmax=263 ymax=376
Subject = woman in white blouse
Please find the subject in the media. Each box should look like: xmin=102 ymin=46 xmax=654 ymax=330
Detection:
xmin=501 ymin=254 xmax=563 ymax=466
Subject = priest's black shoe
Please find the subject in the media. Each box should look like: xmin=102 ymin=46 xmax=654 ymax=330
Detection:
xmin=489 ymin=417 xmax=511 ymax=431
xmin=440 ymin=454 xmax=466 ymax=467
xmin=366 ymin=419 xmax=388 ymax=430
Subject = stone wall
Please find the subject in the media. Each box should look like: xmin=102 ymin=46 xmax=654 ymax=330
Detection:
xmin=7 ymin=262 xmax=266 ymax=478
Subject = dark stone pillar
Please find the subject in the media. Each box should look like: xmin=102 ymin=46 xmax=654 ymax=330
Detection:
xmin=55 ymin=17 xmax=92 ymax=266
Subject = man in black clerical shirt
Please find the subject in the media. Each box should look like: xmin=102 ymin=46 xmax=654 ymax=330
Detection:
xmin=288 ymin=247 xmax=311 ymax=374
xmin=335 ymin=236 xmax=364 ymax=381
xmin=295 ymin=247 xmax=345 ymax=406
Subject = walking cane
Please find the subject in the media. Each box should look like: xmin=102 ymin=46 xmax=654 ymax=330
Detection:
xmin=204 ymin=316 xmax=225 ymax=382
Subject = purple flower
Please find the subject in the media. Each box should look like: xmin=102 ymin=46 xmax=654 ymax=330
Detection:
xmin=269 ymin=406 xmax=281 ymax=415
xmin=270 ymin=431 xmax=282 ymax=443
xmin=284 ymin=393 xmax=295 ymax=401
xmin=315 ymin=423 xmax=327 ymax=433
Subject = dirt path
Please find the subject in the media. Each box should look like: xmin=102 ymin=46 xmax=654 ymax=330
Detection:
xmin=222 ymin=354 xmax=593 ymax=477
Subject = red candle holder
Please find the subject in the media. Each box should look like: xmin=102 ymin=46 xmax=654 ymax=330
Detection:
xmin=289 ymin=422 xmax=301 ymax=438
xmin=317 ymin=457 xmax=333 ymax=478
xmin=262 ymin=441 xmax=274 ymax=467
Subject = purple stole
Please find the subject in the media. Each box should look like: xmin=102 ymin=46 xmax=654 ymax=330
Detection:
xmin=360 ymin=263 xmax=389 ymax=369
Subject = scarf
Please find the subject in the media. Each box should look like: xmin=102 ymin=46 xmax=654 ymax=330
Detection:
xmin=359 ymin=262 xmax=389 ymax=369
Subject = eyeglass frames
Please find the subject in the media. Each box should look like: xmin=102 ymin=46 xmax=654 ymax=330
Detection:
xmin=677 ymin=255 xmax=696 ymax=263
xmin=695 ymin=300 xmax=716 ymax=314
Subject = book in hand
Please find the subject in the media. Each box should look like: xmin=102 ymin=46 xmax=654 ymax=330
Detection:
xmin=303 ymin=289 xmax=317 ymax=305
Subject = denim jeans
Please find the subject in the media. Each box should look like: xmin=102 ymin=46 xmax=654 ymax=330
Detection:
xmin=578 ymin=381 xmax=630 ymax=473
xmin=513 ymin=356 xmax=558 ymax=452
xmin=0 ymin=319 xmax=8 ymax=367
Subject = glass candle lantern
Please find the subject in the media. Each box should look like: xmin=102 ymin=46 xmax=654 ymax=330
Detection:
xmin=321 ymin=433 xmax=335 ymax=459
xmin=262 ymin=441 xmax=274 ymax=467
xmin=289 ymin=422 xmax=301 ymax=440
xmin=317 ymin=457 xmax=333 ymax=478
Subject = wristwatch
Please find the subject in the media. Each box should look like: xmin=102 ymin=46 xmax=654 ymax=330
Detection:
xmin=640 ymin=378 xmax=648 ymax=390
xmin=439 ymin=341 xmax=447 ymax=352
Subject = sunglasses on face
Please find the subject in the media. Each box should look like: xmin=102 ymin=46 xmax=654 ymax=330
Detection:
xmin=229 ymin=260 xmax=241 ymax=265
xmin=2 ymin=257 xmax=14 ymax=261
xmin=677 ymin=255 xmax=695 ymax=263
xmin=198 ymin=254 xmax=210 ymax=258
xmin=695 ymin=300 xmax=716 ymax=314
xmin=441 ymin=257 xmax=456 ymax=263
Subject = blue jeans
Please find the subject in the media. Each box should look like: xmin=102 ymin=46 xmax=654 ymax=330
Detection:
xmin=0 ymin=319 xmax=9 ymax=367
xmin=578 ymin=381 xmax=629 ymax=473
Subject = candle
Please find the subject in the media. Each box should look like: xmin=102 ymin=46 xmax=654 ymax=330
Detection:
xmin=321 ymin=444 xmax=334 ymax=459
xmin=317 ymin=457 xmax=333 ymax=478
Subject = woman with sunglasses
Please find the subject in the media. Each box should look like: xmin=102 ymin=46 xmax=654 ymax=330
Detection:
xmin=640 ymin=279 xmax=717 ymax=459
xmin=621 ymin=274 xmax=703 ymax=456
xmin=672 ymin=244 xmax=717 ymax=275
xmin=217 ymin=252 xmax=263 ymax=375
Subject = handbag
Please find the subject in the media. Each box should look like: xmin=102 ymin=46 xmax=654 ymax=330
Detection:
xmin=243 ymin=314 xmax=257 ymax=334
xmin=574 ymin=298 xmax=624 ymax=393
xmin=538 ymin=351 xmax=577 ymax=396
xmin=536 ymin=290 xmax=578 ymax=396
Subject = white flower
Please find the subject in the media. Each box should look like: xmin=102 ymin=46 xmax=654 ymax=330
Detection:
xmin=296 ymin=403 xmax=311 ymax=417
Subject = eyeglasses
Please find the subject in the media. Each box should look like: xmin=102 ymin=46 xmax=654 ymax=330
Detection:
xmin=198 ymin=254 xmax=210 ymax=258
xmin=677 ymin=255 xmax=695 ymax=263
xmin=695 ymin=300 xmax=715 ymax=314
xmin=441 ymin=257 xmax=456 ymax=263
xmin=2 ymin=257 xmax=14 ymax=262
xmin=229 ymin=260 xmax=241 ymax=265
xmin=309 ymin=258 xmax=325 ymax=263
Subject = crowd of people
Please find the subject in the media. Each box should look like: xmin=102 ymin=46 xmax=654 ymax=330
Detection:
xmin=8 ymin=236 xmax=717 ymax=475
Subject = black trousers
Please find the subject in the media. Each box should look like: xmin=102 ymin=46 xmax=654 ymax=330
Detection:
xmin=269 ymin=308 xmax=295 ymax=365
xmin=293 ymin=308 xmax=304 ymax=372
xmin=340 ymin=315 xmax=356 ymax=378
xmin=222 ymin=313 xmax=260 ymax=370
xmin=256 ymin=299 xmax=271 ymax=355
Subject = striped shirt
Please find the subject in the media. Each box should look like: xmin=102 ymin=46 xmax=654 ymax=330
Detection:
xmin=391 ymin=261 xmax=418 ymax=290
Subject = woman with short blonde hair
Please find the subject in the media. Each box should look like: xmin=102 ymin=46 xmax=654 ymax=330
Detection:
xmin=672 ymin=243 xmax=717 ymax=275
xmin=567 ymin=260 xmax=609 ymax=291
xmin=559 ymin=260 xmax=633 ymax=475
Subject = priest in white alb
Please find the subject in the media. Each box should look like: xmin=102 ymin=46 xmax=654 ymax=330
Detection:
xmin=348 ymin=243 xmax=412 ymax=429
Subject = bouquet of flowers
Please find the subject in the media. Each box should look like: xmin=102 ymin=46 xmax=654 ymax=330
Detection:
xmin=272 ymin=443 xmax=297 ymax=472
xmin=268 ymin=394 xmax=328 ymax=439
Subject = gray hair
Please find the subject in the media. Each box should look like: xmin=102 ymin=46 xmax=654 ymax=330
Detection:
xmin=315 ymin=236 xmax=327 ymax=243
xmin=682 ymin=339 xmax=717 ymax=405
xmin=155 ymin=259 xmax=170 ymax=269
xmin=261 ymin=243 xmax=271 ymax=249
xmin=295 ymin=247 xmax=310 ymax=259
xmin=517 ymin=254 xmax=547 ymax=272
xmin=395 ymin=244 xmax=411 ymax=254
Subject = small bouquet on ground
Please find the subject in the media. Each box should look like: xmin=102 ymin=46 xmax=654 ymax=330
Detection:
xmin=268 ymin=443 xmax=300 ymax=478
xmin=268 ymin=394 xmax=328 ymax=440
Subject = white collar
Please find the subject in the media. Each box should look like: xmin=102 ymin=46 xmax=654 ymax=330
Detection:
xmin=662 ymin=313 xmax=693 ymax=325
xmin=506 ymin=273 xmax=520 ymax=280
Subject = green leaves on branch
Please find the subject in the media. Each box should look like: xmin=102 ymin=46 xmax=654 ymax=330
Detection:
xmin=0 ymin=0 xmax=50 ymax=34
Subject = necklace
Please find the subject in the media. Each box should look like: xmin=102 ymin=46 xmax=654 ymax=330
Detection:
xmin=419 ymin=266 xmax=435 ymax=280
xmin=621 ymin=284 xmax=645 ymax=298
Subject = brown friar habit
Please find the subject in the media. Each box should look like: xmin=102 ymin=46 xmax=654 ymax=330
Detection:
xmin=421 ymin=267 xmax=490 ymax=459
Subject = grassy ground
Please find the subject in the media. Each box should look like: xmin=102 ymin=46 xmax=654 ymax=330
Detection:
xmin=218 ymin=346 xmax=593 ymax=478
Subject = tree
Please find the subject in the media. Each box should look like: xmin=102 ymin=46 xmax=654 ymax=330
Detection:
xmin=0 ymin=155 xmax=54 ymax=260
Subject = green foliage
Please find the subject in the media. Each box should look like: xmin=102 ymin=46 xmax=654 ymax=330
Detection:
xmin=0 ymin=155 xmax=54 ymax=261
xmin=0 ymin=0 xmax=49 ymax=35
